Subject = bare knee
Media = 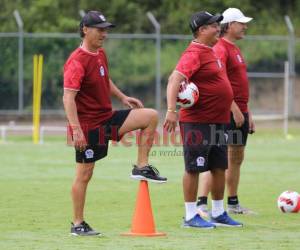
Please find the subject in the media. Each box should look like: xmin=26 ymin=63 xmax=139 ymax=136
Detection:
xmin=229 ymin=146 xmax=244 ymax=166
xmin=81 ymin=170 xmax=93 ymax=183
xmin=140 ymin=109 xmax=158 ymax=129
xmin=75 ymin=165 xmax=94 ymax=184
xmin=231 ymin=155 xmax=244 ymax=166
xmin=146 ymin=108 xmax=159 ymax=123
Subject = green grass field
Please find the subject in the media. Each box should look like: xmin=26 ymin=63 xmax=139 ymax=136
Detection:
xmin=0 ymin=129 xmax=300 ymax=250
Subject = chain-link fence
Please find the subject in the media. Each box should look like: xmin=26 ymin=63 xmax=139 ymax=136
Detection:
xmin=0 ymin=32 xmax=299 ymax=118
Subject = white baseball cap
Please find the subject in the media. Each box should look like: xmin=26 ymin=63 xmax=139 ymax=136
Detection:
xmin=221 ymin=8 xmax=253 ymax=24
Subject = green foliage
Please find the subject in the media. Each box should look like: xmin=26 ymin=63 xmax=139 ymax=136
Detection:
xmin=1 ymin=0 xmax=300 ymax=34
xmin=1 ymin=0 xmax=300 ymax=110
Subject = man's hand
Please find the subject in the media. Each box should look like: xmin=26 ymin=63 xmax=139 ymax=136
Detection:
xmin=121 ymin=96 xmax=144 ymax=109
xmin=163 ymin=111 xmax=177 ymax=132
xmin=72 ymin=126 xmax=87 ymax=151
xmin=248 ymin=111 xmax=255 ymax=134
xmin=232 ymin=109 xmax=245 ymax=128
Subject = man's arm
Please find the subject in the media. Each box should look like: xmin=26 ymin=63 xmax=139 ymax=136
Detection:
xmin=63 ymin=89 xmax=87 ymax=150
xmin=231 ymin=100 xmax=245 ymax=128
xmin=109 ymin=78 xmax=127 ymax=100
xmin=109 ymin=78 xmax=143 ymax=108
xmin=163 ymin=71 xmax=185 ymax=132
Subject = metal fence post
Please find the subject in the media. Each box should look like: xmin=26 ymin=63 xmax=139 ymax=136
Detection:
xmin=13 ymin=10 xmax=24 ymax=114
xmin=147 ymin=12 xmax=161 ymax=112
xmin=79 ymin=10 xmax=86 ymax=18
xmin=284 ymin=15 xmax=295 ymax=117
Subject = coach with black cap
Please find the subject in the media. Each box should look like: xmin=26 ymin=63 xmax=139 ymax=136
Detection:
xmin=164 ymin=11 xmax=243 ymax=228
xmin=63 ymin=10 xmax=167 ymax=236
xmin=79 ymin=10 xmax=115 ymax=37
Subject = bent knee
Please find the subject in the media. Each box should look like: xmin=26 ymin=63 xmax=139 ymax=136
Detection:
xmin=145 ymin=108 xmax=158 ymax=119
xmin=141 ymin=108 xmax=158 ymax=125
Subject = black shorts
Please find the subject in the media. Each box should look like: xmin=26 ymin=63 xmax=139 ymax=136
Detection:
xmin=180 ymin=122 xmax=228 ymax=173
xmin=75 ymin=109 xmax=131 ymax=163
xmin=225 ymin=112 xmax=249 ymax=146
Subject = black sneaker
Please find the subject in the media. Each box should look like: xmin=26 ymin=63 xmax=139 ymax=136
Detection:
xmin=131 ymin=165 xmax=167 ymax=183
xmin=70 ymin=221 xmax=101 ymax=236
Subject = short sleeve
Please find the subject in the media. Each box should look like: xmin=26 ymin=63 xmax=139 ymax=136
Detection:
xmin=175 ymin=51 xmax=201 ymax=80
xmin=63 ymin=59 xmax=85 ymax=90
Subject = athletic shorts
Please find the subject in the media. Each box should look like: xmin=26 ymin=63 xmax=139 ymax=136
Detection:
xmin=225 ymin=112 xmax=249 ymax=146
xmin=180 ymin=122 xmax=228 ymax=173
xmin=75 ymin=109 xmax=131 ymax=163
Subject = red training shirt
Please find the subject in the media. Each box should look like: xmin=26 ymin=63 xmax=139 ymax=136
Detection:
xmin=64 ymin=47 xmax=113 ymax=129
xmin=176 ymin=42 xmax=233 ymax=123
xmin=213 ymin=38 xmax=249 ymax=113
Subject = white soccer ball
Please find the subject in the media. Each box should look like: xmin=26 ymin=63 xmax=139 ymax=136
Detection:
xmin=176 ymin=81 xmax=199 ymax=108
xmin=277 ymin=190 xmax=300 ymax=213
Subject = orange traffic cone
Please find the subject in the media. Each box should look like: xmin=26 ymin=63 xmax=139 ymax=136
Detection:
xmin=121 ymin=180 xmax=166 ymax=237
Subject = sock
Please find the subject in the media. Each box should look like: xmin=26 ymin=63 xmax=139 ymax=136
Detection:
xmin=197 ymin=196 xmax=208 ymax=206
xmin=74 ymin=221 xmax=83 ymax=226
xmin=228 ymin=196 xmax=239 ymax=206
xmin=185 ymin=202 xmax=197 ymax=221
xmin=211 ymin=200 xmax=224 ymax=218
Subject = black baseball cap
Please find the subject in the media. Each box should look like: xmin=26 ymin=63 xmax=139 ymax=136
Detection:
xmin=81 ymin=10 xmax=115 ymax=29
xmin=189 ymin=11 xmax=223 ymax=32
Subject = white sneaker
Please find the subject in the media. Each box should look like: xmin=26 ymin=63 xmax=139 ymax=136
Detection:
xmin=227 ymin=204 xmax=256 ymax=215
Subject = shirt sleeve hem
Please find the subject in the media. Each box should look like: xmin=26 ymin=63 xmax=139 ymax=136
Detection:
xmin=174 ymin=70 xmax=188 ymax=80
xmin=64 ymin=87 xmax=80 ymax=91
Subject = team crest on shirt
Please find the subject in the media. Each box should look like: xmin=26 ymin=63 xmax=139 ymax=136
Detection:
xmin=196 ymin=156 xmax=205 ymax=167
xmin=85 ymin=149 xmax=94 ymax=159
xmin=236 ymin=54 xmax=243 ymax=63
xmin=100 ymin=66 xmax=105 ymax=76
xmin=216 ymin=59 xmax=222 ymax=68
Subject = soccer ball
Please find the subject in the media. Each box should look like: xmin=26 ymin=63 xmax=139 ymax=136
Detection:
xmin=277 ymin=191 xmax=300 ymax=213
xmin=177 ymin=81 xmax=199 ymax=108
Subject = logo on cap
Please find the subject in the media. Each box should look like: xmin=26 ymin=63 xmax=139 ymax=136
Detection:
xmin=99 ymin=15 xmax=106 ymax=21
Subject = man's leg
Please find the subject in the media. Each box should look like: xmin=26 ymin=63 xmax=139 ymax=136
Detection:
xmin=72 ymin=162 xmax=95 ymax=225
xmin=183 ymin=171 xmax=199 ymax=202
xmin=118 ymin=108 xmax=166 ymax=182
xmin=182 ymin=171 xmax=215 ymax=228
xmin=119 ymin=108 xmax=158 ymax=167
xmin=199 ymin=172 xmax=211 ymax=197
xmin=197 ymin=172 xmax=211 ymax=216
xmin=183 ymin=171 xmax=199 ymax=220
xmin=226 ymin=145 xmax=244 ymax=205
xmin=210 ymin=168 xmax=225 ymax=218
xmin=209 ymin=167 xmax=243 ymax=226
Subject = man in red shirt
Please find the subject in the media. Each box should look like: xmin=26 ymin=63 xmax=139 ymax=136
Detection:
xmin=63 ymin=10 xmax=167 ymax=236
xmin=197 ymin=8 xmax=255 ymax=215
xmin=164 ymin=11 xmax=242 ymax=228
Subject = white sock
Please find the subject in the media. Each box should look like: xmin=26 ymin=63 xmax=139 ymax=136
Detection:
xmin=211 ymin=200 xmax=225 ymax=218
xmin=185 ymin=202 xmax=197 ymax=221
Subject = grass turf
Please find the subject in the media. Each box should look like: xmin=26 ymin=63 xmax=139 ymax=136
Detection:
xmin=0 ymin=129 xmax=300 ymax=250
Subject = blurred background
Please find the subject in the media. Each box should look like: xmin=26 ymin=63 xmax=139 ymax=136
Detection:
xmin=1 ymin=0 xmax=300 ymax=140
